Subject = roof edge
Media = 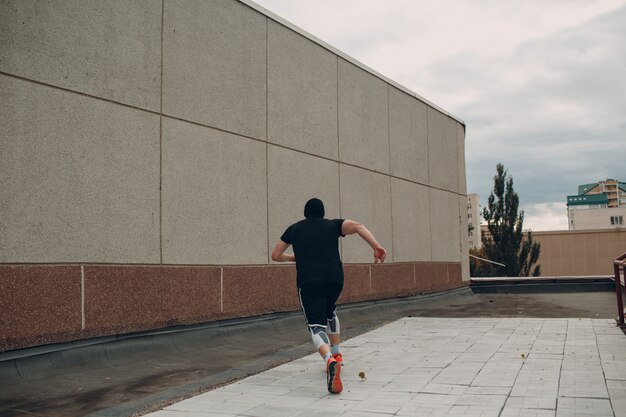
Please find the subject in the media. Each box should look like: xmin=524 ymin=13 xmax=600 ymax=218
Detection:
xmin=238 ymin=0 xmax=465 ymax=126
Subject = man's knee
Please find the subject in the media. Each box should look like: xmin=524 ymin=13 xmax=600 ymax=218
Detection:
xmin=309 ymin=325 xmax=330 ymax=349
xmin=327 ymin=311 xmax=340 ymax=334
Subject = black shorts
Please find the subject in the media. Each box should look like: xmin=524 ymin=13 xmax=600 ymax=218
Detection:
xmin=297 ymin=280 xmax=343 ymax=327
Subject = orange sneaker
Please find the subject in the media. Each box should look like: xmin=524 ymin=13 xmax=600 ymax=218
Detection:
xmin=326 ymin=357 xmax=343 ymax=394
xmin=332 ymin=352 xmax=343 ymax=363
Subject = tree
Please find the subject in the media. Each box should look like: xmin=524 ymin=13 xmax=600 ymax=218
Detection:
xmin=480 ymin=163 xmax=541 ymax=277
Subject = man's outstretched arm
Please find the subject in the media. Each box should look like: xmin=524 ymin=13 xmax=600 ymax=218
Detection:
xmin=341 ymin=220 xmax=387 ymax=263
xmin=271 ymin=240 xmax=296 ymax=262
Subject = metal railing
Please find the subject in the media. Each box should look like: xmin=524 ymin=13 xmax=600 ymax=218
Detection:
xmin=468 ymin=254 xmax=506 ymax=267
xmin=614 ymin=252 xmax=626 ymax=327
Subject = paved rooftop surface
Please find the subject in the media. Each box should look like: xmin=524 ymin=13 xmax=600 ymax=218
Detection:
xmin=145 ymin=317 xmax=626 ymax=417
xmin=1 ymin=287 xmax=622 ymax=417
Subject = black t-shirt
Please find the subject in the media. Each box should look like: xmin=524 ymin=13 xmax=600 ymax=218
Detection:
xmin=280 ymin=218 xmax=345 ymax=287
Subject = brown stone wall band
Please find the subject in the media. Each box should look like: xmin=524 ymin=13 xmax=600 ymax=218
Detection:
xmin=0 ymin=262 xmax=462 ymax=352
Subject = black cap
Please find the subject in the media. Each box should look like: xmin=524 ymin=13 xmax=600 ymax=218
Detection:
xmin=304 ymin=198 xmax=325 ymax=218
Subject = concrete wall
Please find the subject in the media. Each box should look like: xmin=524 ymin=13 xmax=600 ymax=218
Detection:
xmin=533 ymin=229 xmax=626 ymax=276
xmin=568 ymin=207 xmax=626 ymax=231
xmin=0 ymin=0 xmax=467 ymax=351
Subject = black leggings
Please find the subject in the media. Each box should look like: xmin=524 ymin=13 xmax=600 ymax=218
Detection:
xmin=297 ymin=280 xmax=343 ymax=327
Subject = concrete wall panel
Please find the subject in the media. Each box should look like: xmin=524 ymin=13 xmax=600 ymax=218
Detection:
xmin=371 ymin=263 xmax=415 ymax=299
xmin=429 ymin=189 xmax=461 ymax=262
xmin=222 ymin=266 xmax=298 ymax=316
xmin=161 ymin=118 xmax=267 ymax=265
xmin=162 ymin=0 xmax=267 ymax=139
xmin=338 ymin=59 xmax=389 ymax=174
xmin=268 ymin=146 xmax=340 ymax=258
xmin=389 ymin=87 xmax=428 ymax=184
xmin=415 ymin=262 xmax=446 ymax=293
xmin=267 ymin=21 xmax=338 ymax=159
xmin=457 ymin=124 xmax=467 ymax=195
xmin=0 ymin=266 xmax=81 ymax=351
xmin=391 ymin=178 xmax=432 ymax=262
xmin=84 ymin=266 xmax=222 ymax=334
xmin=338 ymin=265 xmax=370 ymax=304
xmin=0 ymin=76 xmax=161 ymax=263
xmin=0 ymin=0 xmax=161 ymax=111
xmin=427 ymin=107 xmax=459 ymax=192
xmin=340 ymin=165 xmax=392 ymax=263
xmin=449 ymin=263 xmax=462 ymax=288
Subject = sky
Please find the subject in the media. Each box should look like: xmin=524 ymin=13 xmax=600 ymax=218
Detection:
xmin=253 ymin=0 xmax=626 ymax=231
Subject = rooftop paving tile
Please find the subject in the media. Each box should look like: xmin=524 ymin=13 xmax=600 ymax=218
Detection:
xmin=140 ymin=317 xmax=626 ymax=417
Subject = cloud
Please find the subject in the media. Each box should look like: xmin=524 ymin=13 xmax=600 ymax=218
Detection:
xmin=524 ymin=202 xmax=569 ymax=231
xmin=255 ymin=0 xmax=626 ymax=230
xmin=439 ymin=5 xmax=626 ymax=229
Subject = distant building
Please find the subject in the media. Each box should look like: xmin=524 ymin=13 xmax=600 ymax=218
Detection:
xmin=532 ymin=228 xmax=626 ymax=276
xmin=467 ymin=194 xmax=481 ymax=249
xmin=567 ymin=179 xmax=626 ymax=230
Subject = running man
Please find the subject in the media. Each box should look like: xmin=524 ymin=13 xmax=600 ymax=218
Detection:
xmin=271 ymin=198 xmax=387 ymax=394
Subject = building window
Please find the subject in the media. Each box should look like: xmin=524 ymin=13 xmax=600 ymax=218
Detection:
xmin=610 ymin=216 xmax=624 ymax=225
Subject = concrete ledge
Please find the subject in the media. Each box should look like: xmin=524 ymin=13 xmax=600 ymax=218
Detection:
xmin=471 ymin=276 xmax=614 ymax=293
xmin=471 ymin=275 xmax=612 ymax=283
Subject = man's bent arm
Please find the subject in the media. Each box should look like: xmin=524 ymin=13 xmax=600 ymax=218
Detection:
xmin=271 ymin=240 xmax=296 ymax=262
xmin=342 ymin=220 xmax=387 ymax=263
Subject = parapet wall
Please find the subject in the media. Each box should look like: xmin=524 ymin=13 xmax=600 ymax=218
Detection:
xmin=0 ymin=0 xmax=467 ymax=351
